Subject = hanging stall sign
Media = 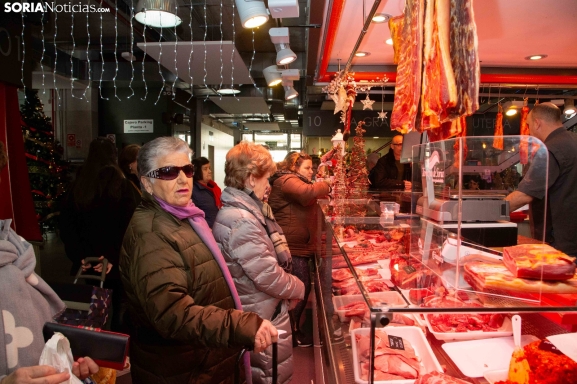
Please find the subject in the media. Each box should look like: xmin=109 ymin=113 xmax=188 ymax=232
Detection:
xmin=124 ymin=119 xmax=153 ymax=133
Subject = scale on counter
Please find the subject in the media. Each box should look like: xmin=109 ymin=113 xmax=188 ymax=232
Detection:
xmin=416 ymin=190 xmax=510 ymax=222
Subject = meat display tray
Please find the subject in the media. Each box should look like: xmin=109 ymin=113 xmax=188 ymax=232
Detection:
xmin=424 ymin=314 xmax=513 ymax=341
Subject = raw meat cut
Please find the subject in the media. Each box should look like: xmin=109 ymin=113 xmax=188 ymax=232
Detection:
xmin=389 ymin=15 xmax=404 ymax=65
xmin=391 ymin=0 xmax=425 ymax=133
xmin=464 ymin=261 xmax=577 ymax=294
xmin=427 ymin=115 xmax=465 ymax=142
xmin=415 ymin=371 xmax=472 ymax=383
xmin=420 ymin=0 xmax=457 ymax=130
xmin=502 ymin=243 xmax=576 ymax=280
xmin=519 ymin=98 xmax=530 ymax=164
xmin=445 ymin=0 xmax=480 ymax=120
xmin=426 ymin=313 xmax=505 ymax=332
xmin=493 ymin=104 xmax=504 ymax=150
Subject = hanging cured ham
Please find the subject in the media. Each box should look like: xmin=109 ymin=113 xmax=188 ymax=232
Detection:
xmin=519 ymin=98 xmax=530 ymax=164
xmin=446 ymin=0 xmax=480 ymax=119
xmin=388 ymin=15 xmax=404 ymax=65
xmin=427 ymin=115 xmax=465 ymax=143
xmin=390 ymin=0 xmax=425 ymax=134
xmin=420 ymin=0 xmax=457 ymax=130
xmin=492 ymin=104 xmax=504 ymax=150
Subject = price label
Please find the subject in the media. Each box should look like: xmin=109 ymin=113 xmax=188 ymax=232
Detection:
xmin=403 ymin=265 xmax=416 ymax=274
xmin=388 ymin=335 xmax=405 ymax=350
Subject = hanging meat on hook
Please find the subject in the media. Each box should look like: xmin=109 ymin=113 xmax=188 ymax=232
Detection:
xmin=519 ymin=98 xmax=530 ymax=164
xmin=420 ymin=0 xmax=457 ymax=130
xmin=388 ymin=15 xmax=404 ymax=65
xmin=493 ymin=104 xmax=504 ymax=150
xmin=390 ymin=0 xmax=425 ymax=134
xmin=452 ymin=117 xmax=468 ymax=168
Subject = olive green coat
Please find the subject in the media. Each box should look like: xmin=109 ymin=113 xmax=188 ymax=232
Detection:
xmin=120 ymin=194 xmax=262 ymax=384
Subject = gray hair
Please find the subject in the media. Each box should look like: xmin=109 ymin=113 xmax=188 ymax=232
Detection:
xmin=137 ymin=137 xmax=193 ymax=179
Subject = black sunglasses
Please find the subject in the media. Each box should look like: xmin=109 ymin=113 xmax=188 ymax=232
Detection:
xmin=146 ymin=164 xmax=194 ymax=180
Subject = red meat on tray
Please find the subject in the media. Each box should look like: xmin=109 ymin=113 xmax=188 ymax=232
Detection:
xmin=502 ymin=244 xmax=576 ymax=280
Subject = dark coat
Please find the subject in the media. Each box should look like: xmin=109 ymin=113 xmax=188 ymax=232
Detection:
xmin=369 ymin=148 xmax=412 ymax=190
xmin=119 ymin=193 xmax=262 ymax=384
xmin=268 ymin=172 xmax=330 ymax=257
xmin=59 ymin=170 xmax=140 ymax=279
xmin=192 ymin=181 xmax=219 ymax=228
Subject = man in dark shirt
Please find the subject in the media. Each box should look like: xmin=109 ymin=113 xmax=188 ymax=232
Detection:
xmin=505 ymin=102 xmax=577 ymax=257
xmin=370 ymin=135 xmax=412 ymax=190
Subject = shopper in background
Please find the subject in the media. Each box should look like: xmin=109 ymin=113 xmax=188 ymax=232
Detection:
xmin=366 ymin=152 xmax=380 ymax=185
xmin=213 ymin=141 xmax=305 ymax=384
xmin=59 ymin=137 xmax=140 ymax=332
xmin=120 ymin=137 xmax=276 ymax=384
xmin=192 ymin=157 xmax=222 ymax=228
xmin=268 ymin=152 xmax=331 ymax=347
xmin=0 ymin=141 xmax=99 ymax=384
xmin=118 ymin=143 xmax=142 ymax=196
xmin=370 ymin=135 xmax=412 ymax=190
xmin=505 ymin=102 xmax=577 ymax=257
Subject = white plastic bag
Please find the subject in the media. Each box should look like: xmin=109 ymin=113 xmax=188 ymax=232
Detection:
xmin=39 ymin=332 xmax=83 ymax=384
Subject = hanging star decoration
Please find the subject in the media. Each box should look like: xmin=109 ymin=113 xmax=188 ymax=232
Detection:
xmin=362 ymin=94 xmax=375 ymax=110
xmin=378 ymin=111 xmax=388 ymax=120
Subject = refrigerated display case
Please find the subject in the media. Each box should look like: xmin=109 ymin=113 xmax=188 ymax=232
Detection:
xmin=312 ymin=136 xmax=577 ymax=384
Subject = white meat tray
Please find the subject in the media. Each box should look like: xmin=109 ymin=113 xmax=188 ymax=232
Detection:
xmin=351 ymin=327 xmax=443 ymax=384
xmin=424 ymin=314 xmax=513 ymax=341
xmin=333 ymin=292 xmax=407 ymax=323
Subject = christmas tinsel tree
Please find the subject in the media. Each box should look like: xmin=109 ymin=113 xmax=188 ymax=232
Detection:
xmin=347 ymin=121 xmax=369 ymax=199
xmin=20 ymin=89 xmax=69 ymax=234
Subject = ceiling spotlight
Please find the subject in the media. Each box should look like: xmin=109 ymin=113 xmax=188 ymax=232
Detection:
xmin=235 ymin=0 xmax=269 ymax=28
xmin=385 ymin=38 xmax=393 ymax=45
xmin=355 ymin=52 xmax=370 ymax=57
xmin=564 ymin=99 xmax=576 ymax=115
xmin=135 ymin=0 xmax=182 ymax=28
xmin=217 ymin=87 xmax=241 ymax=95
xmin=263 ymin=65 xmax=282 ymax=86
xmin=505 ymin=108 xmax=518 ymax=117
xmin=284 ymin=86 xmax=298 ymax=100
xmin=503 ymin=100 xmax=524 ymax=117
xmin=372 ymin=13 xmax=391 ymax=23
xmin=524 ymin=54 xmax=548 ymax=60
xmin=270 ymin=27 xmax=297 ymax=65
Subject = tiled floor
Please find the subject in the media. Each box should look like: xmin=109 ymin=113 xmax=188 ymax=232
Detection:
xmin=37 ymin=232 xmax=316 ymax=384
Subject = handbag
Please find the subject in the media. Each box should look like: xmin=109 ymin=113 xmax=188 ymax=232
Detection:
xmin=43 ymin=322 xmax=129 ymax=370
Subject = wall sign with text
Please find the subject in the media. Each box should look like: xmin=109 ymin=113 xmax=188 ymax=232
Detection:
xmin=124 ymin=119 xmax=154 ymax=133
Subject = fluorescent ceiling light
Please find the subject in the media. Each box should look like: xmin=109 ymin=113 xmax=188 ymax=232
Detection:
xmin=263 ymin=65 xmax=282 ymax=86
xmin=355 ymin=52 xmax=370 ymax=57
xmin=135 ymin=0 xmax=182 ymax=28
xmin=235 ymin=0 xmax=269 ymax=28
xmin=217 ymin=87 xmax=241 ymax=95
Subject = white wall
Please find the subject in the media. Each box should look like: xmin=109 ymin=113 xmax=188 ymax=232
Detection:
xmin=199 ymin=123 xmax=234 ymax=188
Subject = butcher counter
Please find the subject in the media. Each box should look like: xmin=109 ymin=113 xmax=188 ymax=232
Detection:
xmin=310 ymin=199 xmax=577 ymax=384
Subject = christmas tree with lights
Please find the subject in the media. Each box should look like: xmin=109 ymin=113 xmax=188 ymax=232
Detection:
xmin=347 ymin=121 xmax=369 ymax=200
xmin=20 ymin=89 xmax=69 ymax=234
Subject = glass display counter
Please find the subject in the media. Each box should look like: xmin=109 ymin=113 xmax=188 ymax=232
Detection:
xmin=312 ymin=136 xmax=577 ymax=384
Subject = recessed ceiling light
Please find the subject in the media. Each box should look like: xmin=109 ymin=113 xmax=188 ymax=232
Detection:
xmin=217 ymin=88 xmax=241 ymax=95
xmin=525 ymin=54 xmax=548 ymax=60
xmin=246 ymin=117 xmax=263 ymax=121
xmin=372 ymin=13 xmax=391 ymax=23
xmin=373 ymin=137 xmax=379 ymax=139
xmin=355 ymin=52 xmax=370 ymax=57
xmin=385 ymin=38 xmax=393 ymax=45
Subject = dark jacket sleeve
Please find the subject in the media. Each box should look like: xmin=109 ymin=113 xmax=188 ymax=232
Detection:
xmin=280 ymin=176 xmax=330 ymax=207
xmin=125 ymin=227 xmax=262 ymax=349
xmin=59 ymin=195 xmax=86 ymax=268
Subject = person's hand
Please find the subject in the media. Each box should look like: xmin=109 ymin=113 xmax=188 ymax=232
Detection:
xmin=1 ymin=365 xmax=70 ymax=384
xmin=93 ymin=256 xmax=113 ymax=274
xmin=81 ymin=259 xmax=92 ymax=272
xmin=404 ymin=180 xmax=412 ymax=191
xmin=288 ymin=299 xmax=300 ymax=311
xmin=72 ymin=356 xmax=99 ymax=380
xmin=253 ymin=319 xmax=278 ymax=354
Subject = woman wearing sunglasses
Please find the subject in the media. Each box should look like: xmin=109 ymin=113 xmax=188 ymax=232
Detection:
xmin=119 ymin=137 xmax=277 ymax=384
xmin=213 ymin=142 xmax=305 ymax=384
xmin=268 ymin=152 xmax=331 ymax=347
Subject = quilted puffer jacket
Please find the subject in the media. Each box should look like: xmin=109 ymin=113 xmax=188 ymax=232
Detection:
xmin=119 ymin=193 xmax=263 ymax=384
xmin=268 ymin=172 xmax=330 ymax=257
xmin=213 ymin=187 xmax=305 ymax=384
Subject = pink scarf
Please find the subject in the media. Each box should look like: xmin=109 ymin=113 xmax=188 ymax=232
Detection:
xmin=154 ymin=196 xmax=252 ymax=383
